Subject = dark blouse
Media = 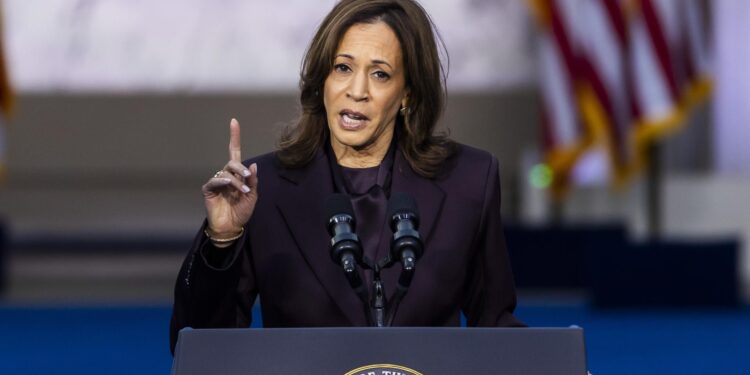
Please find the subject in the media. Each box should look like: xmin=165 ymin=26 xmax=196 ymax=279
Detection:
xmin=326 ymin=140 xmax=397 ymax=286
xmin=340 ymin=165 xmax=387 ymax=264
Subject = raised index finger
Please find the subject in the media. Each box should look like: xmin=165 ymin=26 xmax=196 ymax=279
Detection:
xmin=229 ymin=118 xmax=242 ymax=162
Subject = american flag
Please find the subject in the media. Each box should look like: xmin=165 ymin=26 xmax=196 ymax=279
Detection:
xmin=529 ymin=0 xmax=712 ymax=196
xmin=0 ymin=0 xmax=14 ymax=182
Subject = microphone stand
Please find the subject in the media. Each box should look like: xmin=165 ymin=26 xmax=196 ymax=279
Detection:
xmin=341 ymin=261 xmax=374 ymax=327
xmin=347 ymin=255 xmax=406 ymax=328
xmin=371 ymin=266 xmax=386 ymax=327
xmin=353 ymin=256 xmax=385 ymax=327
xmin=384 ymin=260 xmax=415 ymax=327
xmin=340 ymin=252 xmax=418 ymax=327
xmin=366 ymin=254 xmax=417 ymax=327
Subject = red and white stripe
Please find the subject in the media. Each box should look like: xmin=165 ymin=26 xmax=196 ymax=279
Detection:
xmin=628 ymin=0 xmax=712 ymax=160
xmin=630 ymin=0 xmax=681 ymax=125
xmin=530 ymin=0 xmax=712 ymax=191
xmin=576 ymin=0 xmax=633 ymax=178
xmin=531 ymin=0 xmax=592 ymax=193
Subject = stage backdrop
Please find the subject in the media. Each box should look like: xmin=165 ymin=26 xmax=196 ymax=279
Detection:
xmin=4 ymin=0 xmax=534 ymax=93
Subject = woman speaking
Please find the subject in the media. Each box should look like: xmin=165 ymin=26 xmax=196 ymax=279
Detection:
xmin=170 ymin=0 xmax=523 ymax=353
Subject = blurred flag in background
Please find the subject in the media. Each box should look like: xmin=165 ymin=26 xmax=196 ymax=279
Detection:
xmin=0 ymin=0 xmax=15 ymax=182
xmin=528 ymin=0 xmax=597 ymax=198
xmin=629 ymin=0 xmax=712 ymax=166
xmin=529 ymin=0 xmax=712 ymax=198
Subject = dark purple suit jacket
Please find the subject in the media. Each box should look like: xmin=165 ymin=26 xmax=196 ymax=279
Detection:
xmin=170 ymin=144 xmax=522 ymax=352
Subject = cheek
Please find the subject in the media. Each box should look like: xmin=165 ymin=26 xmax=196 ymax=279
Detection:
xmin=384 ymin=94 xmax=404 ymax=117
xmin=322 ymin=81 xmax=332 ymax=111
xmin=323 ymin=83 xmax=346 ymax=115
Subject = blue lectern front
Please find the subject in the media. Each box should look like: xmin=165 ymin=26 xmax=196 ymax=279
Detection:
xmin=172 ymin=327 xmax=587 ymax=375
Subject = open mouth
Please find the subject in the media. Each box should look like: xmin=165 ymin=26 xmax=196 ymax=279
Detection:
xmin=339 ymin=110 xmax=369 ymax=129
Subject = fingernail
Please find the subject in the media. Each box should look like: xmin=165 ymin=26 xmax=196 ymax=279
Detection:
xmin=241 ymin=185 xmax=250 ymax=193
xmin=242 ymin=169 xmax=251 ymax=177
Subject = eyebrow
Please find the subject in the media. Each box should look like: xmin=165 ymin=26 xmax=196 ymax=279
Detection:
xmin=336 ymin=54 xmax=393 ymax=70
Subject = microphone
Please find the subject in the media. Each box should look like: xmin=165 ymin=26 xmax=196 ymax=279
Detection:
xmin=387 ymin=192 xmax=424 ymax=271
xmin=383 ymin=192 xmax=423 ymax=326
xmin=325 ymin=194 xmax=373 ymax=326
xmin=325 ymin=194 xmax=363 ymax=274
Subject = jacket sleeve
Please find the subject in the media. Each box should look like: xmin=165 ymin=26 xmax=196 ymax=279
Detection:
xmin=169 ymin=220 xmax=257 ymax=354
xmin=461 ymin=156 xmax=525 ymax=327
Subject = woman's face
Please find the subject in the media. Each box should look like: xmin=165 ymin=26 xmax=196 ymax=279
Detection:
xmin=323 ymin=21 xmax=409 ymax=158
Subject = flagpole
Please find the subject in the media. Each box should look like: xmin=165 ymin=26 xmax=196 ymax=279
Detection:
xmin=646 ymin=142 xmax=662 ymax=239
xmin=549 ymin=199 xmax=563 ymax=226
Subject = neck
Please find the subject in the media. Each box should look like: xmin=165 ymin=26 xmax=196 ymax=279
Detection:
xmin=331 ymin=132 xmax=393 ymax=168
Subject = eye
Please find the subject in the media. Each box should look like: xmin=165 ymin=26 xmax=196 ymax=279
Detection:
xmin=334 ymin=63 xmax=351 ymax=73
xmin=373 ymin=70 xmax=391 ymax=80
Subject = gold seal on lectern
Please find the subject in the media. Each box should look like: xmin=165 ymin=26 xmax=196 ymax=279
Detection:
xmin=344 ymin=363 xmax=423 ymax=375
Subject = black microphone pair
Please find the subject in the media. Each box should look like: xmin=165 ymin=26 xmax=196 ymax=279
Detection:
xmin=325 ymin=192 xmax=424 ymax=275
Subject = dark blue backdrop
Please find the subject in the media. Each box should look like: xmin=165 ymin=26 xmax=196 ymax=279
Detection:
xmin=1 ymin=303 xmax=747 ymax=374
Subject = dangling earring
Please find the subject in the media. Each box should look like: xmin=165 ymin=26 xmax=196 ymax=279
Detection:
xmin=399 ymin=106 xmax=409 ymax=116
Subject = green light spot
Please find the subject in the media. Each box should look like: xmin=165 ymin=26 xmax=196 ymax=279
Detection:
xmin=529 ymin=164 xmax=553 ymax=189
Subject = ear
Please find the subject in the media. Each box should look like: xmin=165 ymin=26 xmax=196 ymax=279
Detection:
xmin=401 ymin=90 xmax=410 ymax=109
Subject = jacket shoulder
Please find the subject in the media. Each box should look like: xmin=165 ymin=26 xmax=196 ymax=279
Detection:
xmin=443 ymin=143 xmax=498 ymax=181
xmin=454 ymin=143 xmax=496 ymax=166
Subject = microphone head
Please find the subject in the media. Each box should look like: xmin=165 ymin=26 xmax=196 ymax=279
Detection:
xmin=387 ymin=192 xmax=420 ymax=229
xmin=324 ymin=193 xmax=356 ymax=233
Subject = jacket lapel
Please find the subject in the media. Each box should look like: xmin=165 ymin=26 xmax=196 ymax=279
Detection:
xmin=390 ymin=150 xmax=446 ymax=248
xmin=383 ymin=151 xmax=446 ymax=302
xmin=274 ymin=151 xmax=367 ymax=326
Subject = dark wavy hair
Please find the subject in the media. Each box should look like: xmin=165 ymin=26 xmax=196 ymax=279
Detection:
xmin=276 ymin=0 xmax=457 ymax=178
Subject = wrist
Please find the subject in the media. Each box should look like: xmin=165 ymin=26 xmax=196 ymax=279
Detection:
xmin=205 ymin=226 xmax=244 ymax=245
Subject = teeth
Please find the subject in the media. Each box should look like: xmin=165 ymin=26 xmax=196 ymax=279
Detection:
xmin=342 ymin=113 xmax=365 ymax=125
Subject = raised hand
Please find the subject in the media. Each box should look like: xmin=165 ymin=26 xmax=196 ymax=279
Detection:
xmin=201 ymin=118 xmax=258 ymax=239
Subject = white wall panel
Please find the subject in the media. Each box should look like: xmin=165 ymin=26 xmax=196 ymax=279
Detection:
xmin=714 ymin=0 xmax=750 ymax=174
xmin=4 ymin=0 xmax=534 ymax=92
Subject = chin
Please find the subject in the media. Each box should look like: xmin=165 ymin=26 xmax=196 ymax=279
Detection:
xmin=331 ymin=131 xmax=372 ymax=148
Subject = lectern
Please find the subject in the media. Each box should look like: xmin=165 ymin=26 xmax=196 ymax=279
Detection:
xmin=172 ymin=327 xmax=587 ymax=375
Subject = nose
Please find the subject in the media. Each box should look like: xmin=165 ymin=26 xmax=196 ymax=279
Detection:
xmin=346 ymin=71 xmax=369 ymax=102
